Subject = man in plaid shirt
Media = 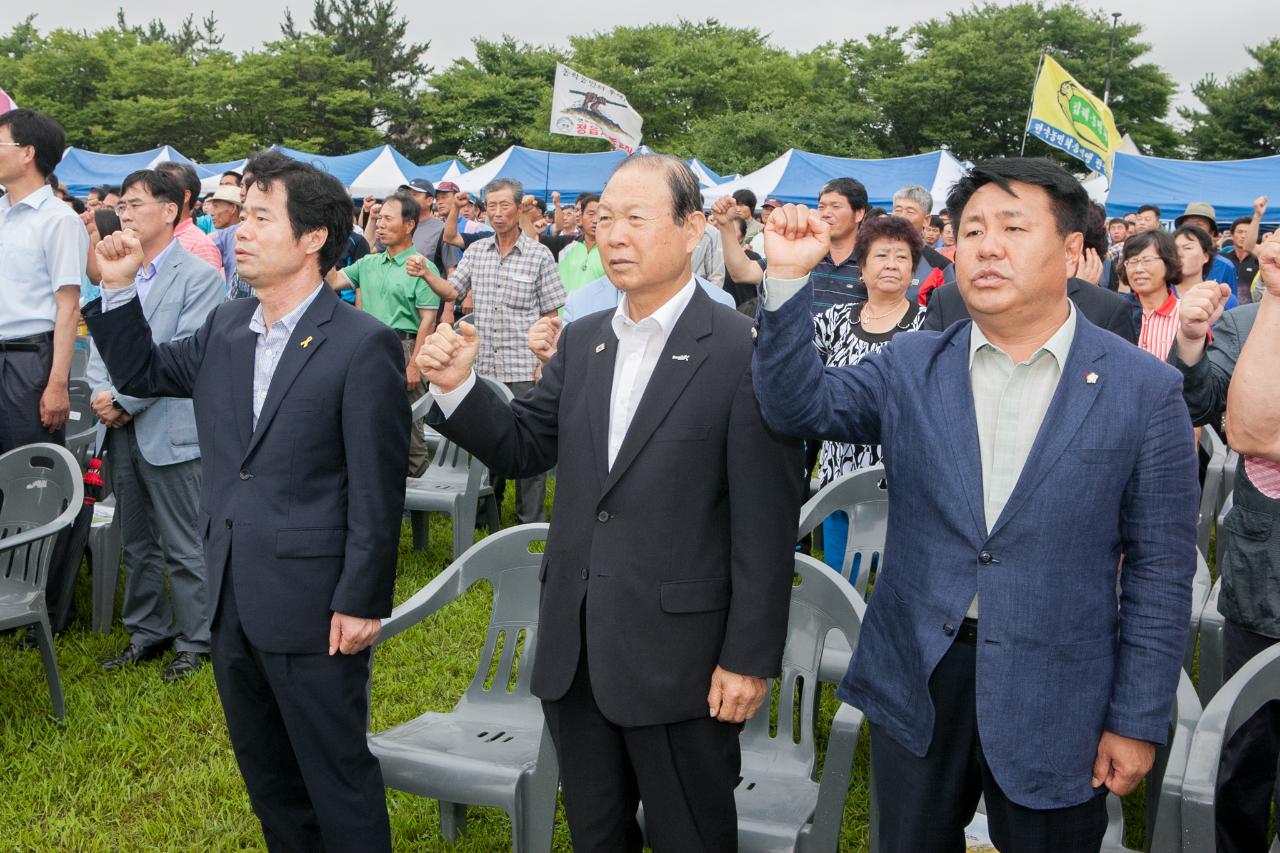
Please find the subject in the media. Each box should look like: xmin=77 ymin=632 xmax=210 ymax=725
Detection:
xmin=419 ymin=177 xmax=565 ymax=522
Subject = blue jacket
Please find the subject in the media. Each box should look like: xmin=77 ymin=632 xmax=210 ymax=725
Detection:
xmin=752 ymin=279 xmax=1199 ymax=809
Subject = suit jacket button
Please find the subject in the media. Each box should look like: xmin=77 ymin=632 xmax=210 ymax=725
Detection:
xmin=978 ymin=550 xmax=993 ymax=565
xmin=597 ymin=510 xmax=610 ymax=523
xmin=239 ymin=470 xmax=251 ymax=480
xmin=943 ymin=623 xmax=955 ymax=636
xmin=580 ymin=569 xmax=589 ymax=581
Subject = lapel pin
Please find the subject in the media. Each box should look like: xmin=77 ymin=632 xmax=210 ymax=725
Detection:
xmin=595 ymin=343 xmax=606 ymax=354
xmin=672 ymin=354 xmax=690 ymax=361
xmin=1085 ymin=371 xmax=1099 ymax=384
xmin=300 ymin=335 xmax=314 ymax=349
xmin=750 ymin=326 xmax=758 ymax=340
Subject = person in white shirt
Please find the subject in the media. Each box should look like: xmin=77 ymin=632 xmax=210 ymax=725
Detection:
xmin=0 ymin=109 xmax=86 ymax=452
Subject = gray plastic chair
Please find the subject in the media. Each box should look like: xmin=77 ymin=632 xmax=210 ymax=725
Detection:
xmin=1214 ymin=493 xmax=1233 ymax=584
xmin=640 ymin=554 xmax=867 ymax=852
xmin=0 ymin=444 xmax=84 ymax=719
xmin=368 ymin=524 xmax=558 ymax=853
xmin=1219 ymin=450 xmax=1238 ymax=514
xmin=1198 ymin=428 xmax=1227 ymax=559
xmin=1184 ymin=551 xmax=1214 ymax=675
xmin=86 ymin=441 xmax=121 ymax=634
xmin=796 ymin=466 xmax=887 ymax=597
xmin=1198 ymin=578 xmax=1226 ymax=707
xmin=1181 ymin=642 xmax=1280 ymax=853
xmin=406 ymin=377 xmax=507 ymax=559
xmin=64 ymin=380 xmax=97 ymax=467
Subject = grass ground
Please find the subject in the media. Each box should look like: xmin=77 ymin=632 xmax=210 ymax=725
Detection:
xmin=0 ymin=484 xmax=1169 ymax=851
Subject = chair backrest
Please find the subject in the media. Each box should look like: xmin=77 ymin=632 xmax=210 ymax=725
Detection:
xmin=1219 ymin=450 xmax=1238 ymax=512
xmin=70 ymin=343 xmax=89 ymax=380
xmin=0 ymin=444 xmax=84 ymax=589
xmin=796 ymin=466 xmax=888 ymax=596
xmin=423 ymin=376 xmax=514 ymax=479
xmin=65 ymin=382 xmax=97 ymax=467
xmin=1197 ymin=427 xmax=1226 ymax=556
xmin=1181 ymin=641 xmax=1280 ymax=852
xmin=739 ymin=554 xmax=866 ymax=781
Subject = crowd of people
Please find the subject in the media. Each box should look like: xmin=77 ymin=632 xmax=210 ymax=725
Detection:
xmin=3 ymin=103 xmax=1280 ymax=853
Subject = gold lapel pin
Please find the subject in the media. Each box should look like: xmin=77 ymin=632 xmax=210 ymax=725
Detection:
xmin=300 ymin=335 xmax=314 ymax=349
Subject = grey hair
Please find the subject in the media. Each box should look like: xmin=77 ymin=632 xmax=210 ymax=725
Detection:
xmin=482 ymin=177 xmax=523 ymax=204
xmin=612 ymin=153 xmax=703 ymax=225
xmin=893 ymin=184 xmax=933 ymax=212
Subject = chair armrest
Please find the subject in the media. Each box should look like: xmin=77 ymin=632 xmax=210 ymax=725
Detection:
xmin=810 ymin=700 xmax=863 ymax=851
xmin=0 ymin=517 xmax=76 ymax=554
xmin=376 ymin=561 xmax=466 ymax=645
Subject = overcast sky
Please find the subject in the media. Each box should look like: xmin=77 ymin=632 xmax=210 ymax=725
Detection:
xmin=5 ymin=0 xmax=1276 ymax=118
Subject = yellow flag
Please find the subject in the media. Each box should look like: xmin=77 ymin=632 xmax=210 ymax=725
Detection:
xmin=1026 ymin=55 xmax=1120 ymax=178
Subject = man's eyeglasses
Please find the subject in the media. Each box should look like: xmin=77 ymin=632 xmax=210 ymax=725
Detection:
xmin=0 ymin=141 xmax=28 ymax=148
xmin=115 ymin=200 xmax=167 ymax=214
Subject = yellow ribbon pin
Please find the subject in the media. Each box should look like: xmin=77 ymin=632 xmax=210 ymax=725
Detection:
xmin=300 ymin=336 xmax=314 ymax=349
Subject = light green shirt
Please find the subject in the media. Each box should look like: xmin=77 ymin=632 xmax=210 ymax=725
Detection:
xmin=557 ymin=240 xmax=604 ymax=296
xmin=966 ymin=301 xmax=1077 ymax=616
xmin=344 ymin=246 xmax=441 ymax=335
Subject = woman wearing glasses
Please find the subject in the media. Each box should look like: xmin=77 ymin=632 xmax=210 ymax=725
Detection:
xmin=1119 ymin=229 xmax=1185 ymax=360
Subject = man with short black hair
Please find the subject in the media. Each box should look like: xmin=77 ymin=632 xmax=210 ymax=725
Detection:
xmin=85 ymin=149 xmax=407 ymax=853
xmin=1134 ymin=204 xmax=1162 ymax=233
xmin=0 ymin=108 xmax=86 ymax=452
xmin=732 ymin=188 xmax=762 ymax=244
xmin=154 ymin=161 xmax=223 ymax=273
xmin=220 ymin=171 xmax=242 ymax=188
xmin=399 ymin=177 xmax=446 ymax=273
xmin=88 ymin=168 xmax=223 ymax=682
xmin=892 ymin=184 xmax=953 ymax=285
xmin=1225 ymin=197 xmax=1266 ymax=305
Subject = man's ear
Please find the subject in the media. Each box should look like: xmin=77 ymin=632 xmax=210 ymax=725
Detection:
xmin=304 ymin=226 xmax=328 ymax=256
xmin=684 ymin=210 xmax=707 ymax=254
xmin=1064 ymin=231 xmax=1085 ymax=269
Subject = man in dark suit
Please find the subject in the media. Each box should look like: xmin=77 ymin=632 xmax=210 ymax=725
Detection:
xmin=753 ymin=158 xmax=1198 ymax=852
xmin=417 ymin=154 xmax=805 ymax=852
xmin=924 ymin=276 xmax=1140 ymax=344
xmin=83 ymin=151 xmax=408 ymax=853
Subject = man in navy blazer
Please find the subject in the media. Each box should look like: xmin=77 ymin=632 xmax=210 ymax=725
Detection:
xmin=83 ymin=152 xmax=408 ymax=852
xmin=753 ymin=158 xmax=1199 ymax=852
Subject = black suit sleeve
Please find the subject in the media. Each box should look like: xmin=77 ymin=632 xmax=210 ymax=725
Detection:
xmin=1108 ymin=296 xmax=1141 ymax=345
xmin=1168 ymin=309 xmax=1242 ymax=427
xmin=81 ymin=294 xmax=213 ymax=400
xmin=331 ymin=325 xmax=411 ymax=617
xmin=720 ymin=360 xmax=806 ymax=677
xmin=426 ymin=325 xmax=570 ymax=478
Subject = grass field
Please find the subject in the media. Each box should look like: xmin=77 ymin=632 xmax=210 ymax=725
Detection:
xmin=0 ymin=485 xmax=1162 ymax=851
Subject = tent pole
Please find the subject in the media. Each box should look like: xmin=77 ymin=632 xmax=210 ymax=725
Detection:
xmin=1020 ymin=49 xmax=1048 ymax=157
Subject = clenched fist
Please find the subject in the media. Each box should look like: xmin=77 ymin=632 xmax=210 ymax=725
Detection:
xmin=95 ymin=229 xmax=146 ymax=288
xmin=416 ymin=321 xmax=480 ymax=393
xmin=1177 ymin=281 xmax=1234 ymax=342
xmin=1257 ymin=233 xmax=1280 ymax=300
xmin=405 ymin=254 xmax=429 ymax=279
xmin=527 ymin=315 xmax=562 ymax=365
xmin=762 ymin=204 xmax=832 ymax=280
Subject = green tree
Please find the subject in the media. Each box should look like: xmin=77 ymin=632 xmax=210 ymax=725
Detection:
xmin=1181 ymin=39 xmax=1280 ymax=159
xmin=840 ymin=3 xmax=1178 ymax=162
xmin=281 ymin=0 xmax=428 ymax=140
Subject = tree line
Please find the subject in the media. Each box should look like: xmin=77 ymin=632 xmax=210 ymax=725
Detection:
xmin=0 ymin=1 xmax=1273 ymax=174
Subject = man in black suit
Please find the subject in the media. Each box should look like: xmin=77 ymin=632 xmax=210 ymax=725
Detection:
xmin=924 ymin=277 xmax=1140 ymax=344
xmin=417 ymin=154 xmax=806 ymax=852
xmin=84 ymin=151 xmax=408 ymax=853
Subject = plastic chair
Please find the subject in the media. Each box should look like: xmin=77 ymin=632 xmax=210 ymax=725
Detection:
xmin=1184 ymin=551 xmax=1214 ymax=675
xmin=1181 ymin=642 xmax=1280 ymax=853
xmin=639 ymin=554 xmax=867 ymax=852
xmin=1214 ymin=494 xmax=1233 ymax=584
xmin=85 ymin=442 xmax=121 ymax=634
xmin=1198 ymin=428 xmax=1226 ymax=559
xmin=64 ymin=380 xmax=97 ymax=467
xmin=796 ymin=466 xmax=887 ymax=597
xmin=406 ymin=377 xmax=507 ymax=559
xmin=368 ymin=524 xmax=557 ymax=852
xmin=1198 ymin=578 xmax=1226 ymax=707
xmin=0 ymin=444 xmax=84 ymax=719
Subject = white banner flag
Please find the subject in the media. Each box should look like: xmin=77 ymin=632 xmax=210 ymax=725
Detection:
xmin=549 ymin=63 xmax=643 ymax=154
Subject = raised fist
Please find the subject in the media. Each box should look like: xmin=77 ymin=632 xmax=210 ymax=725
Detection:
xmin=527 ymin=315 xmax=563 ymax=365
xmin=95 ymin=229 xmax=146 ymax=288
xmin=416 ymin=322 xmax=480 ymax=393
xmin=762 ymin=204 xmax=832 ymax=280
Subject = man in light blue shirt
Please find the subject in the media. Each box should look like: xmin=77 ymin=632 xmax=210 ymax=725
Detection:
xmin=0 ymin=109 xmax=86 ymax=452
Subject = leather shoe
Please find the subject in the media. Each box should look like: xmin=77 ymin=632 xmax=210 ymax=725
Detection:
xmin=162 ymin=651 xmax=204 ymax=683
xmin=101 ymin=640 xmax=171 ymax=670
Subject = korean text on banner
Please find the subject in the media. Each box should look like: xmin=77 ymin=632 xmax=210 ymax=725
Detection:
xmin=549 ymin=63 xmax=643 ymax=154
xmin=1026 ymin=55 xmax=1120 ymax=178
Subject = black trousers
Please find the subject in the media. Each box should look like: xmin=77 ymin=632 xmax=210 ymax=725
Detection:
xmin=541 ymin=643 xmax=742 ymax=852
xmin=210 ymin=566 xmax=390 ymax=853
xmin=1216 ymin=620 xmax=1280 ymax=853
xmin=871 ymin=637 xmax=1108 ymax=853
xmin=0 ymin=340 xmax=64 ymax=453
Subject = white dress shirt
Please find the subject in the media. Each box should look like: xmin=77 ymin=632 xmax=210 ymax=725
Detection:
xmin=432 ymin=278 xmax=698 ymax=469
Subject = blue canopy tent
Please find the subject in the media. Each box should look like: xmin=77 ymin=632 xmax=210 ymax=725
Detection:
xmin=56 ymin=145 xmax=205 ymax=197
xmin=455 ymin=146 xmax=627 ymax=204
xmin=702 ymin=149 xmax=966 ymax=213
xmin=1105 ymin=152 xmax=1280 ymax=224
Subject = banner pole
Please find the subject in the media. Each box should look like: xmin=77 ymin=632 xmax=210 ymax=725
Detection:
xmin=544 ymin=144 xmax=552 ymax=206
xmin=1021 ymin=49 xmax=1048 ymax=157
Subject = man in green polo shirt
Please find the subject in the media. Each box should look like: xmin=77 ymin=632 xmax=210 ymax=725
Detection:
xmin=326 ymin=192 xmax=439 ymax=475
xmin=556 ymin=192 xmax=603 ymax=299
